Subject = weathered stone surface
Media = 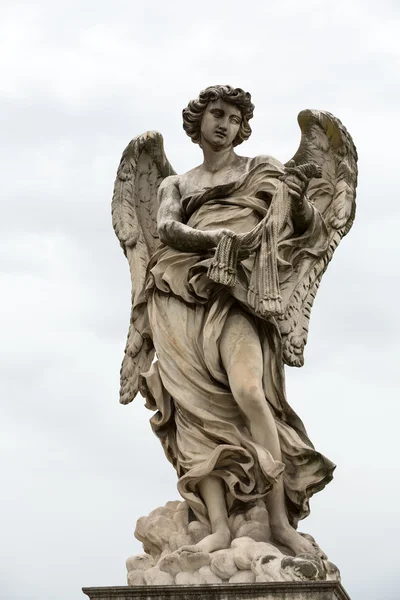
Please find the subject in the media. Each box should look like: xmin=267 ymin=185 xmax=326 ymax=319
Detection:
xmin=143 ymin=567 xmax=174 ymax=586
xmin=281 ymin=554 xmax=326 ymax=582
xmin=126 ymin=555 xmax=154 ymax=573
xmin=177 ymin=550 xmax=210 ymax=573
xmin=83 ymin=581 xmax=351 ymax=599
xmin=174 ymin=572 xmax=198 ymax=586
xmin=196 ymin=565 xmax=222 ymax=584
xmin=172 ymin=503 xmax=189 ymax=531
xmin=228 ymin=570 xmax=255 ymax=584
xmin=158 ymin=554 xmax=182 ymax=577
xmin=126 ymin=500 xmax=340 ymax=587
xmin=126 ymin=572 xmax=145 ymax=587
xmin=231 ymin=537 xmax=256 ymax=571
xmin=111 ymin=88 xmax=357 ymax=594
xmin=236 ymin=522 xmax=270 ymax=543
xmin=230 ymin=513 xmax=246 ymax=537
xmin=324 ymin=560 xmax=341 ymax=581
xmin=210 ymin=549 xmax=238 ymax=580
xmin=253 ymin=554 xmax=284 ymax=582
xmin=187 ymin=520 xmax=211 ymax=543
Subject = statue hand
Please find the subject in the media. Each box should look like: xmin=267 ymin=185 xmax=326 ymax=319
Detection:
xmin=208 ymin=227 xmax=235 ymax=246
xmin=282 ymin=160 xmax=309 ymax=204
xmin=214 ymin=228 xmax=251 ymax=260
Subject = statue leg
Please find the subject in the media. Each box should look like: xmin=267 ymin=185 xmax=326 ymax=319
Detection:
xmin=220 ymin=307 xmax=316 ymax=556
xmin=180 ymin=476 xmax=232 ymax=554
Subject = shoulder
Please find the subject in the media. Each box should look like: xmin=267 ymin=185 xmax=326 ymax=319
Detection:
xmin=158 ymin=175 xmax=181 ymax=200
xmin=234 ymin=155 xmax=253 ymax=172
xmin=159 ymin=174 xmax=181 ymax=192
xmin=250 ymin=154 xmax=285 ymax=170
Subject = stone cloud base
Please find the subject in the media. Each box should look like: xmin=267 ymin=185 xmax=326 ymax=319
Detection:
xmin=82 ymin=582 xmax=351 ymax=600
xmin=123 ymin=501 xmax=340 ymax=586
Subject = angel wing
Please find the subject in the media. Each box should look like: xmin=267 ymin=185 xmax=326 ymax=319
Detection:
xmin=278 ymin=110 xmax=358 ymax=367
xmin=112 ymin=131 xmax=175 ymax=404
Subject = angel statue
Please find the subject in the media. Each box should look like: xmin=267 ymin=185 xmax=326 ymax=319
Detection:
xmin=111 ymin=85 xmax=357 ymax=569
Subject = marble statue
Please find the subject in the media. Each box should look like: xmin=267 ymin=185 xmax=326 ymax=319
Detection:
xmin=111 ymin=85 xmax=358 ymax=585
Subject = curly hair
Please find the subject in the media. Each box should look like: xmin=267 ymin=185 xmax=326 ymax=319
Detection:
xmin=182 ymin=85 xmax=255 ymax=147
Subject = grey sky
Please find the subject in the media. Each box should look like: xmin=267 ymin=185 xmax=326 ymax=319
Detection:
xmin=1 ymin=1 xmax=399 ymax=599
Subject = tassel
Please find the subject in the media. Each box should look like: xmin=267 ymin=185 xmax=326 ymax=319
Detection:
xmin=207 ymin=231 xmax=241 ymax=287
xmin=208 ymin=179 xmax=290 ymax=318
xmin=246 ymin=184 xmax=288 ymax=317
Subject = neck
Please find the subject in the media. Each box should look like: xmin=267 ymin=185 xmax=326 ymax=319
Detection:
xmin=201 ymin=140 xmax=237 ymax=173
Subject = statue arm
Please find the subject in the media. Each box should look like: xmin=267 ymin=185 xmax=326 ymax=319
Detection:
xmin=283 ymin=165 xmax=315 ymax=234
xmin=291 ymin=194 xmax=314 ymax=233
xmin=157 ymin=176 xmax=229 ymax=252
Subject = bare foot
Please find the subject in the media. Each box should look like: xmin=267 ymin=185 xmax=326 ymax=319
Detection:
xmin=270 ymin=523 xmax=317 ymax=556
xmin=180 ymin=527 xmax=231 ymax=554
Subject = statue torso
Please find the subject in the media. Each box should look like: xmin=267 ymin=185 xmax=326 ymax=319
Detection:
xmin=178 ymin=155 xmax=253 ymax=198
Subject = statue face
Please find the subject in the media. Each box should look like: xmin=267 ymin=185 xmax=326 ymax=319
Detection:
xmin=200 ymin=99 xmax=242 ymax=149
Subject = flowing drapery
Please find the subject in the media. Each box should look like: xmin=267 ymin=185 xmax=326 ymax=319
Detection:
xmin=141 ymin=158 xmax=335 ymax=528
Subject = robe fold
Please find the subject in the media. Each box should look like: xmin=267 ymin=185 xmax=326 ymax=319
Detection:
xmin=140 ymin=157 xmax=335 ymax=528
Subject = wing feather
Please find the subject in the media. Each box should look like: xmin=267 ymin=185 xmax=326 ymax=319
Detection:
xmin=112 ymin=131 xmax=175 ymax=404
xmin=280 ymin=110 xmax=358 ymax=367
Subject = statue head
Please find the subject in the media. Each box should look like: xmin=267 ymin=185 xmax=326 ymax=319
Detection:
xmin=182 ymin=85 xmax=254 ymax=148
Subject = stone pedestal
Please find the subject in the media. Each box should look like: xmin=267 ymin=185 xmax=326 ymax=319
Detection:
xmin=82 ymin=582 xmax=350 ymax=600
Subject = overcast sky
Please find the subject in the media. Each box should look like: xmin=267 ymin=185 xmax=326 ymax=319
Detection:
xmin=1 ymin=1 xmax=399 ymax=599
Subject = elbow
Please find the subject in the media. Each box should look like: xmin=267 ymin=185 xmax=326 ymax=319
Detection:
xmin=158 ymin=219 xmax=174 ymax=245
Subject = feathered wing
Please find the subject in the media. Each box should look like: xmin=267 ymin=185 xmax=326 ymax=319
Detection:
xmin=278 ymin=110 xmax=358 ymax=367
xmin=112 ymin=131 xmax=175 ymax=404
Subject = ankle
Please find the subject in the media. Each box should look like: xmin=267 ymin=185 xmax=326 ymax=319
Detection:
xmin=211 ymin=516 xmax=230 ymax=532
xmin=212 ymin=523 xmax=231 ymax=542
xmin=215 ymin=524 xmax=231 ymax=540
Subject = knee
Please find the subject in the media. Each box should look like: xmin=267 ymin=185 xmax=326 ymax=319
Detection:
xmin=234 ymin=383 xmax=266 ymax=418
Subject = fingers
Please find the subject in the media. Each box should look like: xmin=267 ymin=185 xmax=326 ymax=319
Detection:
xmin=223 ymin=228 xmax=235 ymax=235
xmin=285 ymin=178 xmax=306 ymax=201
xmin=289 ymin=191 xmax=301 ymax=200
xmin=286 ymin=180 xmax=302 ymax=195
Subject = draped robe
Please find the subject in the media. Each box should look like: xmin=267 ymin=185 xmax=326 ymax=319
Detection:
xmin=141 ymin=157 xmax=335 ymax=528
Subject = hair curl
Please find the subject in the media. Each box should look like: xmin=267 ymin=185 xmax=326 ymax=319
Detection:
xmin=182 ymin=85 xmax=254 ymax=147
